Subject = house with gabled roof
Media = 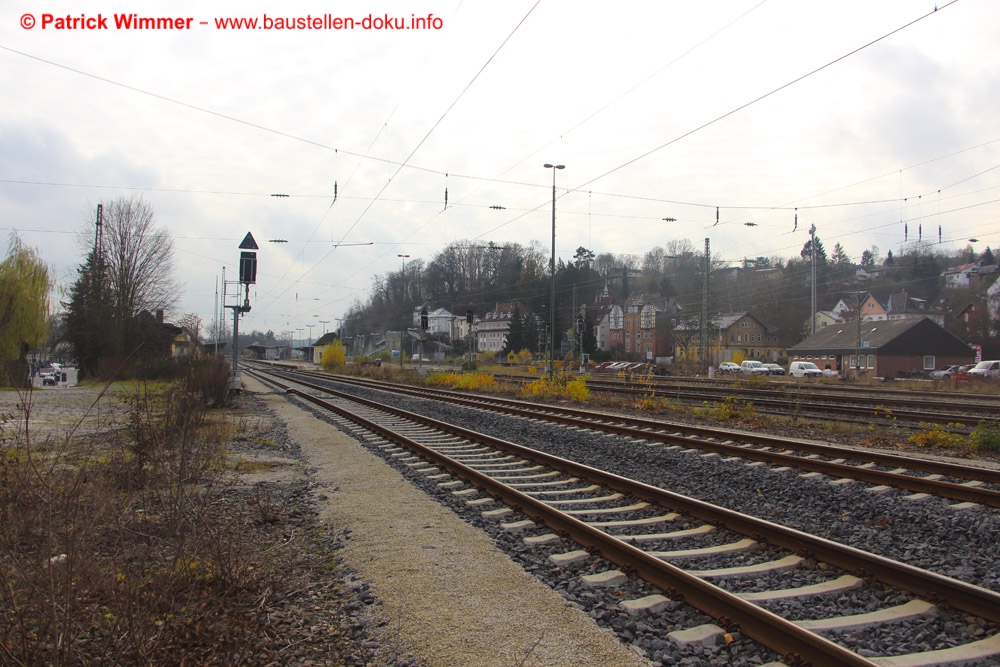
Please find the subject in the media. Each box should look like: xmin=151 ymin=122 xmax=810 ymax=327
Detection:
xmin=857 ymin=291 xmax=944 ymax=326
xmin=411 ymin=305 xmax=454 ymax=336
xmin=787 ymin=317 xmax=973 ymax=378
xmin=943 ymin=263 xmax=980 ymax=289
xmin=311 ymin=331 xmax=341 ymax=364
xmin=674 ymin=312 xmax=783 ymax=365
xmin=608 ymin=293 xmax=681 ymax=361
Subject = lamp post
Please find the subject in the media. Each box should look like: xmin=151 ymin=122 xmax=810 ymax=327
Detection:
xmin=318 ymin=320 xmax=329 ymax=335
xmin=544 ymin=163 xmax=564 ymax=379
xmin=398 ymin=254 xmax=410 ymax=367
xmin=306 ymin=324 xmax=314 ymax=345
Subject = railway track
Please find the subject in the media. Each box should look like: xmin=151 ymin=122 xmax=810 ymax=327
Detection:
xmin=248 ymin=366 xmax=1000 ymax=667
xmin=501 ymin=372 xmax=1000 ymax=428
xmin=274 ymin=367 xmax=1000 ymax=509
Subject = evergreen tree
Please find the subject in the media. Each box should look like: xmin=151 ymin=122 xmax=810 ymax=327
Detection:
xmin=573 ymin=246 xmax=595 ymax=268
xmin=502 ymin=308 xmax=524 ymax=356
xmin=830 ymin=242 xmax=850 ymax=266
xmin=982 ymin=246 xmax=996 ymax=265
xmin=523 ymin=314 xmax=540 ymax=354
xmin=800 ymin=236 xmax=828 ymax=264
xmin=64 ymin=250 xmax=114 ymax=378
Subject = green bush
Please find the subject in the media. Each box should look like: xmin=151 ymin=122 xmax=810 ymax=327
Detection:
xmin=970 ymin=420 xmax=1000 ymax=452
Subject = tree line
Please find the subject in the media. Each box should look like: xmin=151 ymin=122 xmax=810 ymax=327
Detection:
xmin=344 ymin=234 xmax=1000 ymax=353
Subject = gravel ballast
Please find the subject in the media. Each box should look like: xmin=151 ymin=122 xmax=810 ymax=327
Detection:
xmin=273 ymin=373 xmax=1000 ymax=666
xmin=243 ymin=375 xmax=654 ymax=667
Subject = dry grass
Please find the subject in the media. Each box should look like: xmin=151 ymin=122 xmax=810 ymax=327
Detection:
xmin=0 ymin=369 xmax=278 ymax=665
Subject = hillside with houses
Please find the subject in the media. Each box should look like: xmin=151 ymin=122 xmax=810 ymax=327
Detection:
xmin=325 ymin=237 xmax=999 ymax=376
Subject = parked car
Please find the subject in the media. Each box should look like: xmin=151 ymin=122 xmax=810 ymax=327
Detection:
xmin=740 ymin=360 xmax=770 ymax=375
xmin=717 ymin=361 xmax=740 ymax=374
xmin=788 ymin=361 xmax=823 ymax=378
xmin=37 ymin=367 xmax=60 ymax=386
xmin=929 ymin=365 xmax=961 ymax=379
xmin=967 ymin=360 xmax=1000 ymax=379
xmin=763 ymin=363 xmax=785 ymax=375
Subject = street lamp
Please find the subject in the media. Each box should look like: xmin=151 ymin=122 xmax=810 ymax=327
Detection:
xmin=306 ymin=323 xmax=314 ymax=345
xmin=398 ymin=254 xmax=410 ymax=366
xmin=318 ymin=320 xmax=329 ymax=334
xmin=544 ymin=163 xmax=564 ymax=380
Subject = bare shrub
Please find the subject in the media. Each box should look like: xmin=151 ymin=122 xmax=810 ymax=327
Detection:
xmin=0 ymin=380 xmax=272 ymax=666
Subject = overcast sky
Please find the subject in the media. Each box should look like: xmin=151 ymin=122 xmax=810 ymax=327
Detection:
xmin=2 ymin=0 xmax=998 ymax=340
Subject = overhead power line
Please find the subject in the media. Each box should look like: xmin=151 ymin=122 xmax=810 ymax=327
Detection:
xmin=569 ymin=1 xmax=961 ymax=193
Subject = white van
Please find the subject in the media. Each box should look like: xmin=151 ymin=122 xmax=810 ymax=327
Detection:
xmin=788 ymin=361 xmax=823 ymax=378
xmin=967 ymin=360 xmax=1000 ymax=379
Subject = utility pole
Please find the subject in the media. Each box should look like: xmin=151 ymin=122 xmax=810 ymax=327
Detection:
xmin=699 ymin=237 xmax=710 ymax=370
xmin=810 ymin=224 xmax=817 ymax=336
xmin=398 ymin=254 xmax=409 ymax=368
xmin=856 ymin=288 xmax=863 ymax=379
xmin=571 ymin=284 xmax=577 ymax=356
xmin=544 ymin=163 xmax=564 ymax=379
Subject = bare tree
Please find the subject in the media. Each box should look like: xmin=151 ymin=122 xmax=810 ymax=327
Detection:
xmin=102 ymin=196 xmax=178 ymax=322
xmin=76 ymin=196 xmax=179 ymax=361
xmin=178 ymin=313 xmax=202 ymax=343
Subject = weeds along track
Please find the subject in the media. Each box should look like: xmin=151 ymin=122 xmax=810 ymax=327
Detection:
xmin=248 ymin=366 xmax=1000 ymax=667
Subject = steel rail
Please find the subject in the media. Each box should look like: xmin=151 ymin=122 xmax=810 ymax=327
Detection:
xmin=252 ymin=373 xmax=877 ymax=666
xmin=284 ymin=369 xmax=1000 ymax=489
xmin=589 ymin=373 xmax=1000 ymax=399
xmin=252 ymin=368 xmax=1000 ymax=630
xmin=580 ymin=380 xmax=998 ymax=426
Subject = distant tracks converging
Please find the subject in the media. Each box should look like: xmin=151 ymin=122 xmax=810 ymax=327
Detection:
xmin=248 ymin=365 xmax=1000 ymax=666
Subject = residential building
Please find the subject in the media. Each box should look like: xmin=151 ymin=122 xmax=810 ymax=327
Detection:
xmin=857 ymin=291 xmax=944 ymax=325
xmin=674 ymin=312 xmax=783 ymax=365
xmin=585 ymin=285 xmax=616 ymax=353
xmin=411 ymin=305 xmax=454 ymax=336
xmin=812 ymin=310 xmax=844 ymax=331
xmin=475 ymin=301 xmax=531 ymax=353
xmin=616 ymin=294 xmax=680 ymax=361
xmin=943 ymin=263 xmax=980 ymax=289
